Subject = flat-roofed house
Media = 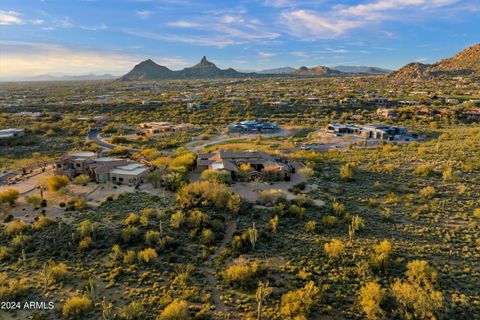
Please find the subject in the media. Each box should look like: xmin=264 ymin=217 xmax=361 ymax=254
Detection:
xmin=110 ymin=163 xmax=148 ymax=185
xmin=137 ymin=122 xmax=193 ymax=136
xmin=55 ymin=151 xmax=146 ymax=185
xmin=197 ymin=150 xmax=291 ymax=181
xmin=227 ymin=121 xmax=280 ymax=134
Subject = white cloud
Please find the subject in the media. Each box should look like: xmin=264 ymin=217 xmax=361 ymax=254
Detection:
xmin=80 ymin=23 xmax=107 ymax=31
xmin=258 ymin=51 xmax=276 ymax=58
xmin=280 ymin=0 xmax=461 ymax=39
xmin=263 ymin=0 xmax=295 ymax=8
xmin=0 ymin=40 xmax=188 ymax=79
xmin=135 ymin=10 xmax=153 ymax=19
xmin=290 ymin=51 xmax=310 ymax=58
xmin=0 ymin=10 xmax=24 ymax=25
xmin=124 ymin=13 xmax=280 ymax=48
xmin=30 ymin=19 xmax=45 ymax=25
xmin=167 ymin=20 xmax=200 ymax=28
xmin=281 ymin=9 xmax=361 ymax=39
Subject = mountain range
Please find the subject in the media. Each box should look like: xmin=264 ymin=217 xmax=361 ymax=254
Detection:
xmin=18 ymin=73 xmax=116 ymax=82
xmin=332 ymin=65 xmax=392 ymax=74
xmin=120 ymin=56 xmax=250 ymax=81
xmin=389 ymin=43 xmax=480 ymax=80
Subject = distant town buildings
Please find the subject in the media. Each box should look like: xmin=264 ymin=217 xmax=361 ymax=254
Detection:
xmin=227 ymin=121 xmax=280 ymax=134
xmin=55 ymin=151 xmax=148 ymax=186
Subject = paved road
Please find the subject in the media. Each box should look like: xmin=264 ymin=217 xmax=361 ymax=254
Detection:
xmin=86 ymin=128 xmax=140 ymax=152
xmin=185 ymin=129 xmax=294 ymax=152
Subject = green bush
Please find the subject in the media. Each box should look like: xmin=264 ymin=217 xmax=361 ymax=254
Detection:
xmin=62 ymin=295 xmax=93 ymax=319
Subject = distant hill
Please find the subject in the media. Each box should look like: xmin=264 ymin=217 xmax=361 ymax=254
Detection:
xmin=120 ymin=59 xmax=175 ymax=81
xmin=291 ymin=65 xmax=341 ymax=76
xmin=17 ymin=73 xmax=116 ymax=82
xmin=332 ymin=65 xmax=391 ymax=74
xmin=121 ymin=56 xmax=250 ymax=80
xmin=390 ymin=43 xmax=480 ymax=80
xmin=258 ymin=67 xmax=296 ymax=74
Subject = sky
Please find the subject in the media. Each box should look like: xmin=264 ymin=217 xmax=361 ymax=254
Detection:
xmin=0 ymin=0 xmax=479 ymax=79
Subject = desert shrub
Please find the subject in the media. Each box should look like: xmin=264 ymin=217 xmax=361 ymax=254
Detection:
xmin=221 ymin=261 xmax=265 ymax=289
xmin=324 ymin=239 xmax=345 ymax=259
xmin=157 ymin=299 xmax=189 ymax=320
xmin=73 ymin=198 xmax=87 ymax=211
xmin=391 ymin=260 xmax=444 ymax=320
xmin=121 ymin=226 xmax=141 ymax=244
xmin=138 ymin=248 xmax=158 ymax=263
xmin=383 ymin=163 xmax=396 ymax=173
xmin=359 ymin=281 xmax=386 ymax=320
xmin=109 ymin=245 xmax=123 ymax=262
xmin=26 ymin=194 xmax=43 ymax=209
xmin=118 ymin=300 xmax=145 ymax=320
xmin=145 ymin=230 xmax=162 ymax=246
xmin=280 ymin=281 xmax=323 ymax=318
xmin=288 ymin=204 xmax=306 ymax=218
xmin=47 ymin=174 xmax=69 ymax=191
xmin=140 ymin=208 xmax=154 ymax=227
xmin=322 ymin=215 xmax=338 ymax=227
xmin=187 ymin=209 xmax=209 ymax=229
xmin=123 ymin=250 xmax=137 ymax=265
xmin=0 ymin=188 xmax=20 ymax=206
xmin=123 ymin=213 xmax=140 ymax=225
xmin=299 ymin=166 xmax=314 ymax=178
xmin=371 ymin=240 xmax=393 ymax=271
xmin=62 ymin=295 xmax=93 ymax=319
xmin=201 ymin=228 xmax=215 ymax=245
xmin=200 ymin=169 xmax=232 ymax=184
xmin=177 ymin=181 xmax=240 ymax=213
xmin=474 ymin=208 xmax=480 ymax=219
xmin=5 ymin=220 xmax=27 ymax=236
xmin=32 ymin=215 xmax=53 ymax=230
xmin=0 ymin=246 xmax=10 ymax=261
xmin=391 ymin=280 xmax=443 ymax=320
xmin=406 ymin=260 xmax=438 ymax=286
xmin=170 ymin=211 xmax=186 ymax=229
xmin=11 ymin=234 xmax=32 ymax=248
xmin=419 ymin=186 xmax=436 ymax=199
xmin=256 ymin=189 xmax=287 ymax=206
xmin=413 ymin=164 xmax=434 ymax=177
xmin=331 ymin=201 xmax=347 ymax=216
xmin=49 ymin=262 xmax=69 ymax=283
xmin=340 ymin=163 xmax=355 ymax=180
xmin=305 ymin=220 xmax=317 ymax=233
xmin=73 ymin=174 xmax=90 ymax=186
xmin=79 ymin=236 xmax=93 ymax=250
xmin=76 ymin=220 xmax=98 ymax=238
xmin=0 ymin=273 xmax=29 ymax=300
xmin=270 ymin=215 xmax=279 ymax=233
xmin=169 ymin=152 xmax=196 ymax=173
xmin=442 ymin=166 xmax=458 ymax=181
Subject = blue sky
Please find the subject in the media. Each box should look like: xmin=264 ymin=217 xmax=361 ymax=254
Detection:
xmin=0 ymin=0 xmax=479 ymax=78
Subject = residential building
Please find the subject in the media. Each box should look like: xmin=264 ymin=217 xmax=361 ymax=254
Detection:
xmin=55 ymin=151 xmax=148 ymax=185
xmin=377 ymin=108 xmax=398 ymax=119
xmin=197 ymin=150 xmax=292 ymax=181
xmin=326 ymin=123 xmax=416 ymax=141
xmin=137 ymin=122 xmax=193 ymax=136
xmin=227 ymin=121 xmax=280 ymax=134
xmin=0 ymin=128 xmax=24 ymax=140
